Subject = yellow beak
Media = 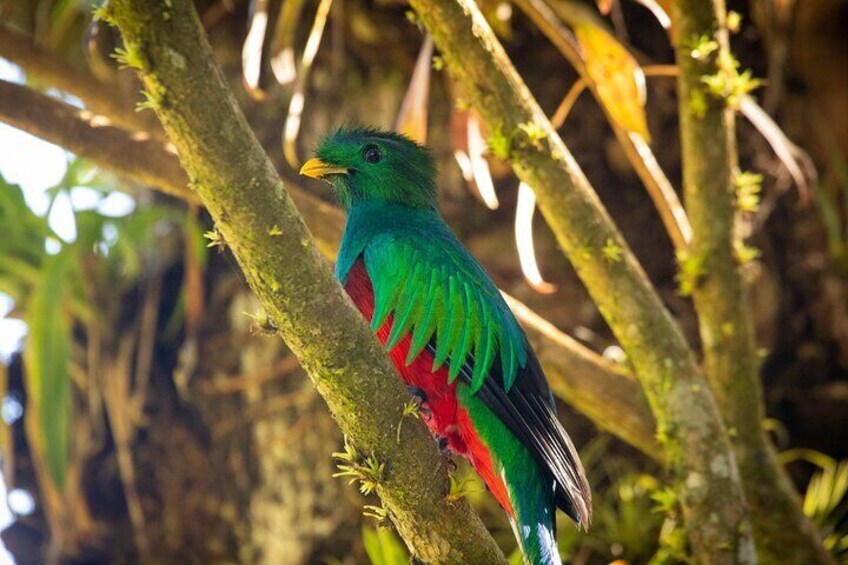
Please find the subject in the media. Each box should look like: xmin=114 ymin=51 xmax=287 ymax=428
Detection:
xmin=299 ymin=158 xmax=348 ymax=180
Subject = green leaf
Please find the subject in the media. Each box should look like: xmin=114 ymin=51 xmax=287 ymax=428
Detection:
xmin=23 ymin=246 xmax=74 ymax=491
xmin=362 ymin=525 xmax=409 ymax=565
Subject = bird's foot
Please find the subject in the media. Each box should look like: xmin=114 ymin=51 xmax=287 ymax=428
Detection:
xmin=436 ymin=435 xmax=456 ymax=471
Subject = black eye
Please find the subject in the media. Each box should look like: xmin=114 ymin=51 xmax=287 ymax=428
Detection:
xmin=363 ymin=144 xmax=382 ymax=163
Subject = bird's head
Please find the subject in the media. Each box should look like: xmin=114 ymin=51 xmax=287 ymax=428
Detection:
xmin=299 ymin=127 xmax=437 ymax=210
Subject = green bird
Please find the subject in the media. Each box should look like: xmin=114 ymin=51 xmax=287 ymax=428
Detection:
xmin=301 ymin=127 xmax=591 ymax=565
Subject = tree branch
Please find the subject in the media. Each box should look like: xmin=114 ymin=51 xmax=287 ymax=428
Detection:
xmin=102 ymin=0 xmax=507 ymax=561
xmin=410 ymin=0 xmax=755 ymax=561
xmin=0 ymin=75 xmax=660 ymax=459
xmin=670 ymin=2 xmax=833 ymax=562
xmin=0 ymin=79 xmax=194 ymax=203
xmin=0 ymin=24 xmax=158 ymax=135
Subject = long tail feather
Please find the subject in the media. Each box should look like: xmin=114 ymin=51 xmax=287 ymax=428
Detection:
xmin=505 ymin=463 xmax=562 ymax=565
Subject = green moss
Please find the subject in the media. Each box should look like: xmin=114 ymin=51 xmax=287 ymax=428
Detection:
xmin=727 ymin=11 xmax=742 ymax=34
xmin=92 ymin=2 xmax=115 ymax=24
xmin=487 ymin=125 xmax=512 ymax=159
xmin=689 ymin=88 xmax=709 ymax=120
xmin=733 ymin=170 xmax=763 ymax=214
xmin=602 ymin=238 xmax=623 ymax=263
xmin=675 ymin=248 xmax=707 ymax=296
xmin=684 ymin=32 xmax=719 ymax=61
xmin=733 ymin=240 xmax=760 ymax=264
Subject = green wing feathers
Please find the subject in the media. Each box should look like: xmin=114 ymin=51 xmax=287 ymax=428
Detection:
xmin=364 ymin=235 xmax=527 ymax=392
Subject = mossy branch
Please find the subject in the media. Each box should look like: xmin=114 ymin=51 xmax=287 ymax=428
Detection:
xmin=670 ymin=1 xmax=833 ymax=562
xmin=104 ymin=0 xmax=505 ymax=562
xmin=410 ymin=0 xmax=755 ymax=561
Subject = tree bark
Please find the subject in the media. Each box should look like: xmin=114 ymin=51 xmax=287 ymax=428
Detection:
xmin=102 ymin=0 xmax=508 ymax=561
xmin=409 ymin=0 xmax=755 ymax=561
xmin=670 ymin=1 xmax=833 ymax=563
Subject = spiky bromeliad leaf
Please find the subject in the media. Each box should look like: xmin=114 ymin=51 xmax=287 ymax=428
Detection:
xmin=23 ymin=246 xmax=74 ymax=491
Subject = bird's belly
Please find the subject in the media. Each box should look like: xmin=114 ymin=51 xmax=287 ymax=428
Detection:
xmin=343 ymin=260 xmax=513 ymax=514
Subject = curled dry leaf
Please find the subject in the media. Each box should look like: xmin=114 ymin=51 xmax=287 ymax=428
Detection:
xmin=515 ymin=183 xmax=556 ymax=293
xmin=739 ymin=94 xmax=816 ymax=203
xmin=395 ymin=36 xmax=435 ymax=144
xmin=453 ymin=108 xmax=499 ymax=209
xmin=242 ymin=0 xmax=283 ymax=99
xmin=270 ymin=0 xmax=309 ymax=85
xmin=571 ymin=19 xmax=650 ymax=142
xmin=282 ymin=0 xmax=334 ymax=169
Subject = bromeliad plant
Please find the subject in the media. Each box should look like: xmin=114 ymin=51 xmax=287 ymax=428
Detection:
xmin=0 ymin=160 xmax=200 ymax=559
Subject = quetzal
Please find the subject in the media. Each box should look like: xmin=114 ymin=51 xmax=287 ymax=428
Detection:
xmin=300 ymin=127 xmax=591 ymax=565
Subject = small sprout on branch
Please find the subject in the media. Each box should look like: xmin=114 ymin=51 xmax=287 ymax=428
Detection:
xmin=431 ymin=56 xmax=445 ymax=71
xmin=602 ymin=238 xmax=623 ymax=263
xmin=517 ymin=120 xmax=546 ymax=150
xmin=701 ymin=52 xmax=761 ymax=109
xmin=244 ymin=309 xmax=277 ymax=336
xmin=136 ymin=89 xmax=160 ymax=112
xmin=396 ymin=399 xmax=421 ymax=442
xmin=734 ymin=170 xmax=763 ymax=214
xmin=651 ymin=486 xmax=678 ymax=514
xmin=727 ymin=11 xmax=742 ymax=34
xmin=112 ymin=46 xmax=145 ymax=71
xmin=446 ymin=472 xmax=480 ymax=504
xmin=92 ymin=3 xmax=115 ymax=24
xmin=268 ymin=224 xmax=283 ymax=237
xmin=733 ymin=240 xmax=761 ymax=264
xmin=204 ymin=228 xmax=226 ymax=248
xmin=685 ymin=33 xmax=719 ymax=62
xmin=363 ymin=504 xmax=389 ymax=523
xmin=333 ymin=437 xmax=385 ymax=496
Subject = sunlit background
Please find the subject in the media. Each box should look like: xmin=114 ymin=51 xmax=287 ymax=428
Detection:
xmin=0 ymin=55 xmax=135 ymax=564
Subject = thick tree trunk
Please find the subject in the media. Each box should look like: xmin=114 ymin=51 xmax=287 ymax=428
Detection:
xmin=670 ymin=1 xmax=833 ymax=562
